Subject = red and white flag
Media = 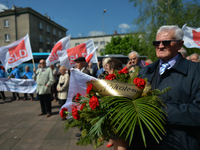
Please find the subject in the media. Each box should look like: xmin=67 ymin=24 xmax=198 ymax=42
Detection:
xmin=0 ymin=34 xmax=33 ymax=71
xmin=46 ymin=35 xmax=70 ymax=66
xmin=182 ymin=24 xmax=200 ymax=48
xmin=86 ymin=44 xmax=99 ymax=63
xmin=57 ymin=39 xmax=95 ymax=69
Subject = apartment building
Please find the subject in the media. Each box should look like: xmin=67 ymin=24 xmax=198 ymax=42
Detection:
xmin=0 ymin=6 xmax=67 ymax=52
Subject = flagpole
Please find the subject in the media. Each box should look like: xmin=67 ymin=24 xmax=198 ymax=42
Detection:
xmin=97 ymin=62 xmax=100 ymax=70
xmin=32 ymin=58 xmax=35 ymax=69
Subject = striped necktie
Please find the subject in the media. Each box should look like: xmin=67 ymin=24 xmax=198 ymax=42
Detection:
xmin=160 ymin=62 xmax=170 ymax=75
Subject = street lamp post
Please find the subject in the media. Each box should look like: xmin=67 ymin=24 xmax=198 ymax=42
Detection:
xmin=102 ymin=9 xmax=106 ymax=56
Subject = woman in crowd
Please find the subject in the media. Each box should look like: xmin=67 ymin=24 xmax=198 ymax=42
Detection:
xmin=57 ymin=66 xmax=70 ymax=109
xmin=97 ymin=57 xmax=111 ymax=79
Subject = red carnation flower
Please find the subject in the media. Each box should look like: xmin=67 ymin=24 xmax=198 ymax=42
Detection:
xmin=80 ymin=103 xmax=86 ymax=111
xmin=118 ymin=67 xmax=129 ymax=74
xmin=89 ymin=96 xmax=99 ymax=110
xmin=86 ymin=84 xmax=93 ymax=94
xmin=133 ymin=77 xmax=146 ymax=89
xmin=105 ymin=74 xmax=116 ymax=80
xmin=60 ymin=108 xmax=68 ymax=119
xmin=72 ymin=106 xmax=80 ymax=120
xmin=75 ymin=93 xmax=81 ymax=102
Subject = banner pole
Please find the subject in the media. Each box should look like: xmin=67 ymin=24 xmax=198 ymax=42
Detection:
xmin=32 ymin=58 xmax=35 ymax=69
xmin=97 ymin=62 xmax=100 ymax=70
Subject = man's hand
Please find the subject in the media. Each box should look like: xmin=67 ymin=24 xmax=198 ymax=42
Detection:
xmin=126 ymin=61 xmax=133 ymax=69
xmin=46 ymin=84 xmax=49 ymax=87
xmin=8 ymin=76 xmax=10 ymax=79
xmin=33 ymin=67 xmax=36 ymax=73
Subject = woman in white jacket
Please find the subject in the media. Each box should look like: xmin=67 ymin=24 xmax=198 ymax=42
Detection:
xmin=56 ymin=66 xmax=70 ymax=106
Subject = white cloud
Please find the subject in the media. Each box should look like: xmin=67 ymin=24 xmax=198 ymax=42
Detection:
xmin=0 ymin=4 xmax=8 ymax=12
xmin=118 ymin=23 xmax=131 ymax=29
xmin=78 ymin=33 xmax=82 ymax=37
xmin=121 ymin=29 xmax=126 ymax=33
xmin=88 ymin=31 xmax=106 ymax=36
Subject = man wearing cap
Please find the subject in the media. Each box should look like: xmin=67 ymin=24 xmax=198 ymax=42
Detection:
xmin=74 ymin=57 xmax=90 ymax=75
xmin=74 ymin=57 xmax=90 ymax=138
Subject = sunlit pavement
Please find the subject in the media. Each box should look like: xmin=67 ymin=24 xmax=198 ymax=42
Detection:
xmin=0 ymin=92 xmax=110 ymax=150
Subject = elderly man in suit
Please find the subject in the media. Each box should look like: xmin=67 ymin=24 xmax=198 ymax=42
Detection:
xmin=126 ymin=51 xmax=149 ymax=69
xmin=129 ymin=25 xmax=200 ymax=150
xmin=33 ymin=59 xmax=54 ymax=118
xmin=74 ymin=57 xmax=90 ymax=75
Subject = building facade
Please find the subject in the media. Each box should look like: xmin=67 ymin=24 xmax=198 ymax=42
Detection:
xmin=70 ymin=32 xmax=127 ymax=56
xmin=0 ymin=6 xmax=67 ymax=52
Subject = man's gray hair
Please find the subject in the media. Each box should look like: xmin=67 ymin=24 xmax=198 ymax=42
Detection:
xmin=178 ymin=47 xmax=187 ymax=57
xmin=157 ymin=25 xmax=184 ymax=40
xmin=128 ymin=51 xmax=140 ymax=58
xmin=191 ymin=53 xmax=200 ymax=62
xmin=25 ymin=66 xmax=30 ymax=69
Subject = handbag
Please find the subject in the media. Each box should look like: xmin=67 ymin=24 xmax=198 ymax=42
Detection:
xmin=10 ymin=73 xmax=15 ymax=78
xmin=21 ymin=75 xmax=28 ymax=79
xmin=60 ymin=83 xmax=64 ymax=87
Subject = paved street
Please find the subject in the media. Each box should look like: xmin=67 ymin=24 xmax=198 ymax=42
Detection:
xmin=0 ymin=92 xmax=111 ymax=150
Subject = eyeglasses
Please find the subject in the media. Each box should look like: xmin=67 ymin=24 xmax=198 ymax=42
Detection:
xmin=39 ymin=62 xmax=45 ymax=64
xmin=128 ymin=57 xmax=137 ymax=62
xmin=153 ymin=40 xmax=180 ymax=46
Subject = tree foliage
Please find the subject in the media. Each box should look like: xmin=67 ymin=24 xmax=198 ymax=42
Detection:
xmin=103 ymin=0 xmax=200 ymax=61
xmin=102 ymin=33 xmax=157 ymax=61
xmin=128 ymin=0 xmax=200 ymax=60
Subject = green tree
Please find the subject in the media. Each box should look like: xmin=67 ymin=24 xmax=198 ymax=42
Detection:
xmin=102 ymin=33 xmax=156 ymax=60
xmin=128 ymin=0 xmax=200 ymax=60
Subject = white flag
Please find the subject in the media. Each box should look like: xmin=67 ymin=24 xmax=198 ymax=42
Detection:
xmin=0 ymin=34 xmax=33 ymax=71
xmin=182 ymin=24 xmax=200 ymax=48
xmin=46 ymin=35 xmax=70 ymax=66
xmin=61 ymin=68 xmax=97 ymax=112
xmin=57 ymin=39 xmax=95 ymax=69
xmin=86 ymin=44 xmax=99 ymax=63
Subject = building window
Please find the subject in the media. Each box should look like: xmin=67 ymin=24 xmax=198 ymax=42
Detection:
xmin=100 ymin=49 xmax=104 ymax=52
xmin=4 ymin=20 xmax=9 ymax=27
xmin=59 ymin=31 xmax=62 ymax=37
xmin=94 ymin=42 xmax=98 ymax=45
xmin=75 ymin=43 xmax=80 ymax=46
xmin=53 ymin=29 xmax=57 ymax=35
xmin=39 ymin=35 xmax=43 ymax=43
xmin=47 ymin=49 xmax=50 ymax=52
xmin=53 ymin=41 xmax=56 ymax=45
xmin=5 ymin=34 xmax=10 ymax=41
xmin=39 ymin=48 xmax=43 ymax=52
xmin=100 ymin=41 xmax=105 ymax=45
xmin=39 ymin=22 xmax=43 ymax=30
xmin=47 ymin=38 xmax=51 ymax=45
xmin=47 ymin=26 xmax=50 ymax=32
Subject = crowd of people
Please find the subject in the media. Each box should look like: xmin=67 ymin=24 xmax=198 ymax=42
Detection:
xmin=0 ymin=24 xmax=200 ymax=150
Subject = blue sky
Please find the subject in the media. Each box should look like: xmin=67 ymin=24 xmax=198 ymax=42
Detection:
xmin=0 ymin=0 xmax=139 ymax=38
xmin=0 ymin=0 xmax=194 ymax=38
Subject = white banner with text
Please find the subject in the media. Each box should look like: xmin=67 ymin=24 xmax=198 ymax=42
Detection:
xmin=0 ymin=78 xmax=37 ymax=93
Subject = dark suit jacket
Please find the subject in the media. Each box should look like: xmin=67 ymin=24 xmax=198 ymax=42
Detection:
xmin=130 ymin=54 xmax=200 ymax=150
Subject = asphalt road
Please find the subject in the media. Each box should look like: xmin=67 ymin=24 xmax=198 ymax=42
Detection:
xmin=0 ymin=91 xmax=110 ymax=150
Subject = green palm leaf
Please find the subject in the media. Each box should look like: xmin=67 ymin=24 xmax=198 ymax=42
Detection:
xmin=88 ymin=113 xmax=107 ymax=138
xmin=102 ymin=95 xmax=166 ymax=147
